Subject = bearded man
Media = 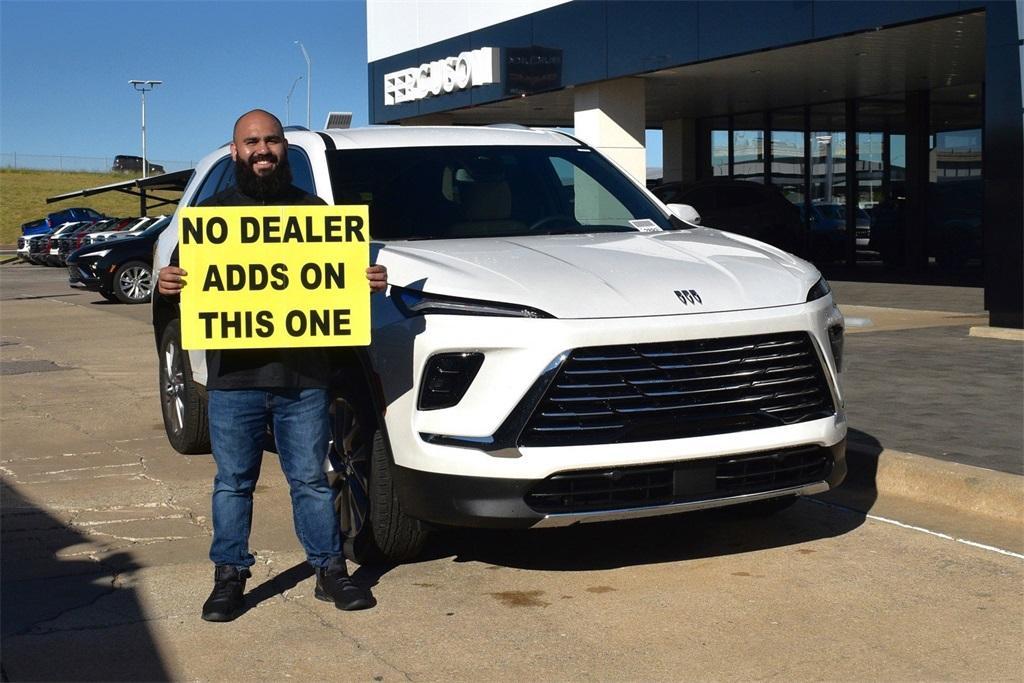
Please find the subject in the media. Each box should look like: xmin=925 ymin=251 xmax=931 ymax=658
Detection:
xmin=157 ymin=109 xmax=386 ymax=621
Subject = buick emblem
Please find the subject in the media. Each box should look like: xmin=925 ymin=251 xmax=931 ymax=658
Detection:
xmin=674 ymin=289 xmax=702 ymax=305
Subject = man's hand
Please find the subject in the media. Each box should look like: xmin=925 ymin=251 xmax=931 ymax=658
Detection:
xmin=157 ymin=266 xmax=188 ymax=296
xmin=366 ymin=264 xmax=387 ymax=293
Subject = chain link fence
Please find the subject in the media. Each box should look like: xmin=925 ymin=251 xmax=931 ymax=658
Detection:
xmin=0 ymin=153 xmax=194 ymax=173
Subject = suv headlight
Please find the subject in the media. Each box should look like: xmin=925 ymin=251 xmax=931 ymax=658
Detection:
xmin=392 ymin=286 xmax=553 ymax=319
xmin=806 ymin=276 xmax=831 ymax=302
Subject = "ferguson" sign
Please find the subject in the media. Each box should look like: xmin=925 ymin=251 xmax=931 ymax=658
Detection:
xmin=384 ymin=47 xmax=499 ymax=105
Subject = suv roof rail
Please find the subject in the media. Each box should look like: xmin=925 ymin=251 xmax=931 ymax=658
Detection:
xmin=485 ymin=123 xmax=532 ymax=130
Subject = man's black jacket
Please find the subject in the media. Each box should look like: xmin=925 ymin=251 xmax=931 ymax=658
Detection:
xmin=165 ymin=184 xmax=333 ymax=391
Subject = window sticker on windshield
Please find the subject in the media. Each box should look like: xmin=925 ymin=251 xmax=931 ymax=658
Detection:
xmin=629 ymin=219 xmax=663 ymax=232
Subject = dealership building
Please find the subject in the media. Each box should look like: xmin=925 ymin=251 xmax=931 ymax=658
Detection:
xmin=366 ymin=0 xmax=1023 ymax=328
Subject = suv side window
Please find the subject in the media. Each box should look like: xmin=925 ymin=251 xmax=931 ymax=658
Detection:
xmin=288 ymin=147 xmax=316 ymax=196
xmin=192 ymin=156 xmax=232 ymax=206
xmin=190 ymin=147 xmax=317 ymax=207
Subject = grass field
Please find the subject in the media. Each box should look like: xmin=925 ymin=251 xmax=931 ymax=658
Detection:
xmin=0 ymin=169 xmax=167 ymax=246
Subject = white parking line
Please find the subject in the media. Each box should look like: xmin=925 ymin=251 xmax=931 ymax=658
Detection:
xmin=808 ymin=498 xmax=1024 ymax=560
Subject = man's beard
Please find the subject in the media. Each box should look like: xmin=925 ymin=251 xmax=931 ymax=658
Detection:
xmin=235 ymin=153 xmax=293 ymax=199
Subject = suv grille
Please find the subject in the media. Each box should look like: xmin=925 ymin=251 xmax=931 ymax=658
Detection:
xmin=521 ymin=332 xmax=834 ymax=447
xmin=525 ymin=445 xmax=833 ymax=513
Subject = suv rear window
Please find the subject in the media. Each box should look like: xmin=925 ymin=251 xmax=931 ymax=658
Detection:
xmin=326 ymin=145 xmax=673 ymax=240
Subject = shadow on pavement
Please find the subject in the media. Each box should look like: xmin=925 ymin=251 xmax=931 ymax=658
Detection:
xmin=244 ymin=561 xmax=314 ymax=610
xmin=430 ymin=501 xmax=865 ymax=572
xmin=245 ymin=562 xmax=386 ymax=610
xmin=815 ymin=428 xmax=882 ymax=514
xmin=1 ymin=481 xmax=170 ymax=682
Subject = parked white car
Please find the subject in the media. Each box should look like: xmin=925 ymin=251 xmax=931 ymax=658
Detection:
xmin=154 ymin=126 xmax=847 ymax=564
xmin=84 ymin=216 xmax=159 ymax=246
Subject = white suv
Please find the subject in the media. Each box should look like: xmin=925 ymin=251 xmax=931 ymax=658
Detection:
xmin=153 ymin=125 xmax=847 ymax=564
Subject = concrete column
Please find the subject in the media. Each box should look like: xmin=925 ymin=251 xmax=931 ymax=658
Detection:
xmin=662 ymin=117 xmax=696 ymax=185
xmin=574 ymin=78 xmax=646 ymax=183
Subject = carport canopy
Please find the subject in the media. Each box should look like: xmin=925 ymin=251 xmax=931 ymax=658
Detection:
xmin=46 ymin=168 xmax=193 ymax=216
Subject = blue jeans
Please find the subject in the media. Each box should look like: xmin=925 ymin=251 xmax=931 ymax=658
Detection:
xmin=207 ymin=388 xmax=341 ymax=569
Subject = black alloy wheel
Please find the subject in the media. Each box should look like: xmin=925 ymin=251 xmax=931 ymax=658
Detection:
xmin=113 ymin=260 xmax=153 ymax=304
xmin=158 ymin=319 xmax=210 ymax=454
xmin=329 ymin=395 xmax=373 ymax=547
xmin=328 ymin=384 xmax=428 ymax=566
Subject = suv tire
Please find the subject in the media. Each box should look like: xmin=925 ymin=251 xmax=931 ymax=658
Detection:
xmin=329 ymin=385 xmax=428 ymax=566
xmin=159 ymin=318 xmax=211 ymax=454
xmin=113 ymin=260 xmax=153 ymax=304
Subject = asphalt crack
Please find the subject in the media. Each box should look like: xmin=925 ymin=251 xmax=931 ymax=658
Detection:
xmin=253 ymin=557 xmax=415 ymax=682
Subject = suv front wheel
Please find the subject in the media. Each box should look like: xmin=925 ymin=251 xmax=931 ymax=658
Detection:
xmin=328 ymin=386 xmax=428 ymax=565
xmin=158 ymin=318 xmax=211 ymax=454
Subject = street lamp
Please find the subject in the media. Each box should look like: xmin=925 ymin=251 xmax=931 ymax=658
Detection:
xmin=294 ymin=41 xmax=311 ymax=128
xmin=286 ymin=75 xmax=303 ymax=126
xmin=129 ymin=80 xmax=162 ymax=179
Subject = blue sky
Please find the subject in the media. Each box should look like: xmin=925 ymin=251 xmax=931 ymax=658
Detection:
xmin=1 ymin=0 xmax=371 ymax=167
xmin=1 ymin=0 xmax=662 ymax=172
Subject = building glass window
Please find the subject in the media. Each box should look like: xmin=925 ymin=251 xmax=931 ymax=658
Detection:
xmin=928 ymin=83 xmax=983 ymax=273
xmin=770 ymin=108 xmax=805 ymax=207
xmin=732 ymin=113 xmax=765 ymax=183
xmin=810 ymin=103 xmax=846 ymax=207
xmin=711 ymin=128 xmax=729 ymax=177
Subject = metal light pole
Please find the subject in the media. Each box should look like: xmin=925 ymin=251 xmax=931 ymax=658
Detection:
xmin=294 ymin=41 xmax=311 ymax=128
xmin=286 ymin=75 xmax=303 ymax=126
xmin=129 ymin=80 xmax=162 ymax=179
xmin=129 ymin=79 xmax=160 ymax=179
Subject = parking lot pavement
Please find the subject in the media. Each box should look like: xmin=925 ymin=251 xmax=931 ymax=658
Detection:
xmin=3 ymin=266 xmax=1023 ymax=681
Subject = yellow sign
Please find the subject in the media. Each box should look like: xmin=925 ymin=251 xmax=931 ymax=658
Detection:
xmin=178 ymin=205 xmax=370 ymax=350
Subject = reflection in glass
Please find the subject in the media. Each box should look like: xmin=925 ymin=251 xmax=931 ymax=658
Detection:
xmin=811 ymin=132 xmax=846 ymax=206
xmin=856 ymin=132 xmax=883 ymax=209
xmin=732 ymin=129 xmax=764 ymax=182
xmin=928 ymin=128 xmax=983 ymax=270
xmin=890 ymin=135 xmax=906 ymax=188
xmin=771 ymin=109 xmax=805 ymax=206
xmin=711 ymin=130 xmax=729 ymax=176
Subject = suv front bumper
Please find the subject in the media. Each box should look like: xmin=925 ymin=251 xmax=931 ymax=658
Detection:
xmin=393 ymin=440 xmax=846 ymax=528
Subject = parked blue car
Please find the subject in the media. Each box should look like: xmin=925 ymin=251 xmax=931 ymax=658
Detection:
xmin=43 ymin=207 xmax=106 ymax=231
xmin=20 ymin=218 xmax=49 ymax=237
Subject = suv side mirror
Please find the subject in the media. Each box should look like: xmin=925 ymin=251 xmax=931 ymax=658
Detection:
xmin=667 ymin=203 xmax=701 ymax=225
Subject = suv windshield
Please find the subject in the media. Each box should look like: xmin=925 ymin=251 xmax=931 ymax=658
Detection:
xmin=326 ymin=145 xmax=674 ymax=240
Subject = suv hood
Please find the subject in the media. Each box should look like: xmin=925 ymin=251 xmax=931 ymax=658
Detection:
xmin=382 ymin=229 xmax=819 ymax=319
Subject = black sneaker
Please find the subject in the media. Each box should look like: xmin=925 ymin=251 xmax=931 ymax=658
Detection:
xmin=314 ymin=558 xmax=375 ymax=611
xmin=201 ymin=565 xmax=250 ymax=622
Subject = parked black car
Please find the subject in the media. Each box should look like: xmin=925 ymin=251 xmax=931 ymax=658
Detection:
xmin=112 ymin=155 xmax=165 ymax=175
xmin=652 ymin=179 xmax=805 ymax=256
xmin=67 ymin=217 xmax=170 ymax=303
xmin=870 ymin=180 xmax=982 ymax=269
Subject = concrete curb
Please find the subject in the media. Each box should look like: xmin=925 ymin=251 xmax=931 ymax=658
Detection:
xmin=970 ymin=326 xmax=1024 ymax=342
xmin=842 ymin=441 xmax=1023 ymax=526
